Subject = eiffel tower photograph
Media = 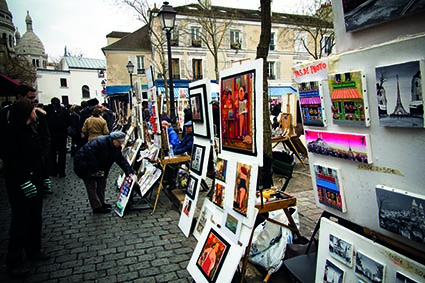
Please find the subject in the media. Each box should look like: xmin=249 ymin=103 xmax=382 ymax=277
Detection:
xmin=375 ymin=60 xmax=423 ymax=128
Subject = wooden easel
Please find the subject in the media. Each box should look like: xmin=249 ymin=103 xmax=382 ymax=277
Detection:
xmin=239 ymin=193 xmax=301 ymax=283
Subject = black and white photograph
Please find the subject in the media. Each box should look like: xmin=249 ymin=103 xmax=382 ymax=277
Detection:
xmin=342 ymin=0 xmax=425 ymax=32
xmin=396 ymin=272 xmax=419 ymax=283
xmin=355 ymin=251 xmax=385 ymax=283
xmin=329 ymin=234 xmax=353 ymax=267
xmin=323 ymin=259 xmax=345 ymax=283
xmin=376 ymin=185 xmax=425 ymax=244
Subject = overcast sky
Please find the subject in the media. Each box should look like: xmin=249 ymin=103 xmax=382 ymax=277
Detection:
xmin=8 ymin=0 xmax=315 ymax=60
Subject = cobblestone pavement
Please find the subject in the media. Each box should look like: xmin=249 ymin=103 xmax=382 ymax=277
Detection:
xmin=0 ymin=154 xmax=320 ymax=283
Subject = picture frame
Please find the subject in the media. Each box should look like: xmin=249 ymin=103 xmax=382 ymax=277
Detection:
xmin=355 ymin=251 xmax=385 ymax=283
xmin=313 ymin=164 xmax=346 ymax=212
xmin=375 ymin=60 xmax=424 ymax=128
xmin=186 ymin=174 xmax=199 ymax=200
xmin=328 ymin=70 xmax=370 ymax=127
xmin=329 ymin=234 xmax=353 ymax=267
xmin=396 ymin=272 xmax=419 ymax=283
xmin=196 ymin=228 xmax=231 ymax=283
xmin=222 ymin=208 xmax=243 ymax=244
xmin=183 ymin=198 xmax=192 ymax=217
xmin=193 ymin=199 xmax=216 ymax=240
xmin=324 ymin=259 xmax=345 ymax=283
xmin=190 ymin=144 xmax=206 ymax=176
xmin=233 ymin=162 xmax=252 ymax=216
xmin=212 ymin=182 xmax=225 ymax=209
xmin=190 ymin=93 xmax=203 ymax=122
xmin=215 ymin=157 xmax=228 ymax=182
xmin=220 ymin=70 xmax=257 ymax=156
xmin=305 ymin=130 xmax=372 ymax=164
xmin=375 ymin=185 xmax=425 ymax=244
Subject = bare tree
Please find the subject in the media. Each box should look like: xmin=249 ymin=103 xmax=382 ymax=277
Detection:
xmin=294 ymin=0 xmax=334 ymax=60
xmin=0 ymin=51 xmax=37 ymax=86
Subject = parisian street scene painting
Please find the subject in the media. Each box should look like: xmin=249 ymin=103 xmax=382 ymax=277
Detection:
xmin=375 ymin=60 xmax=423 ymax=128
xmin=376 ymin=185 xmax=425 ymax=244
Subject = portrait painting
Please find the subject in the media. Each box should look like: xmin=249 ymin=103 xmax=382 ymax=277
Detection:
xmin=328 ymin=71 xmax=370 ymax=127
xmin=323 ymin=259 xmax=344 ymax=283
xmin=190 ymin=144 xmax=206 ymax=176
xmin=343 ymin=0 xmax=425 ymax=32
xmin=376 ymin=185 xmax=425 ymax=244
xmin=329 ymin=234 xmax=353 ymax=267
xmin=298 ymin=80 xmax=326 ymax=127
xmin=212 ymin=183 xmax=224 ymax=209
xmin=355 ymin=251 xmax=385 ymax=283
xmin=305 ymin=130 xmax=372 ymax=164
xmin=190 ymin=93 xmax=203 ymax=122
xmin=314 ymin=164 xmax=346 ymax=212
xmin=375 ymin=60 xmax=423 ymax=128
xmin=220 ymin=70 xmax=257 ymax=156
xmin=196 ymin=228 xmax=230 ymax=283
xmin=215 ymin=158 xmax=228 ymax=182
xmin=186 ymin=174 xmax=198 ymax=200
xmin=233 ymin=162 xmax=251 ymax=216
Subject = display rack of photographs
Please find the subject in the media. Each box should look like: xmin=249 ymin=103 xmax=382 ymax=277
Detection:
xmin=187 ymin=222 xmax=244 ymax=283
xmin=189 ymin=79 xmax=213 ymax=138
xmin=316 ymin=217 xmax=425 ymax=283
xmin=305 ymin=130 xmax=372 ymax=164
xmin=313 ymin=164 xmax=346 ymax=212
xmin=327 ymin=70 xmax=370 ymax=127
xmin=375 ymin=60 xmax=424 ymax=128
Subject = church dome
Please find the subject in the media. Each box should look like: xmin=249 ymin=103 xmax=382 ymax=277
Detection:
xmin=15 ymin=11 xmax=45 ymax=56
xmin=0 ymin=0 xmax=16 ymax=50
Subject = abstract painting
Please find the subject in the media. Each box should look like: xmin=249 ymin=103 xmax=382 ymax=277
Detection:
xmin=196 ymin=228 xmax=230 ymax=282
xmin=375 ymin=60 xmax=423 ymax=128
xmin=314 ymin=164 xmax=346 ymax=212
xmin=233 ymin=162 xmax=252 ymax=216
xmin=376 ymin=184 xmax=425 ymax=244
xmin=343 ymin=0 xmax=425 ymax=32
xmin=305 ymin=130 xmax=372 ymax=164
xmin=328 ymin=71 xmax=370 ymax=127
xmin=355 ymin=251 xmax=385 ymax=283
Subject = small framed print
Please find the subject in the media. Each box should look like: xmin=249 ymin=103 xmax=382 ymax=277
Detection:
xmin=222 ymin=208 xmax=243 ymax=243
xmin=329 ymin=234 xmax=353 ymax=267
xmin=215 ymin=157 xmax=228 ymax=182
xmin=355 ymin=251 xmax=385 ymax=283
xmin=196 ymin=228 xmax=230 ymax=283
xmin=324 ymin=259 xmax=344 ymax=283
xmin=212 ymin=182 xmax=225 ymax=209
xmin=190 ymin=93 xmax=203 ymax=122
xmin=233 ymin=162 xmax=252 ymax=216
xmin=190 ymin=144 xmax=206 ymax=176
xmin=186 ymin=174 xmax=199 ymax=200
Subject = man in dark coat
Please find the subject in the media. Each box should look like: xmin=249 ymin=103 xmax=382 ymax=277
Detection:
xmin=73 ymin=131 xmax=132 ymax=214
xmin=101 ymin=103 xmax=115 ymax=133
xmin=45 ymin=97 xmax=71 ymax=177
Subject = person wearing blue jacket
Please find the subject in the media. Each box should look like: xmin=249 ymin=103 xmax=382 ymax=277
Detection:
xmin=174 ymin=120 xmax=194 ymax=155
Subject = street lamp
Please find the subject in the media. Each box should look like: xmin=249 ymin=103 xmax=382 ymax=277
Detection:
xmin=158 ymin=1 xmax=177 ymax=126
xmin=126 ymin=60 xmax=135 ymax=109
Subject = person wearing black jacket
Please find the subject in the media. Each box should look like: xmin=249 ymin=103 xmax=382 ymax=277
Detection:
xmin=0 ymin=100 xmax=51 ymax=277
xmin=73 ymin=131 xmax=132 ymax=214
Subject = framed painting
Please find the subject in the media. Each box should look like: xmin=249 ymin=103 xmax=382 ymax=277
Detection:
xmin=313 ymin=164 xmax=346 ymax=212
xmin=220 ymin=70 xmax=257 ymax=156
xmin=190 ymin=93 xmax=203 ymax=122
xmin=196 ymin=228 xmax=231 ymax=283
xmin=183 ymin=198 xmax=193 ymax=217
xmin=222 ymin=208 xmax=243 ymax=244
xmin=355 ymin=251 xmax=385 ymax=283
xmin=298 ymin=80 xmax=326 ymax=127
xmin=233 ymin=162 xmax=252 ymax=216
xmin=328 ymin=70 xmax=370 ymax=127
xmin=305 ymin=130 xmax=372 ymax=164
xmin=190 ymin=144 xmax=206 ymax=176
xmin=186 ymin=174 xmax=199 ymax=200
xmin=323 ymin=259 xmax=345 ymax=283
xmin=215 ymin=157 xmax=228 ymax=182
xmin=212 ymin=182 xmax=225 ymax=209
xmin=375 ymin=60 xmax=423 ymax=128
xmin=342 ymin=0 xmax=425 ymax=32
xmin=376 ymin=184 xmax=425 ymax=245
xmin=329 ymin=234 xmax=353 ymax=267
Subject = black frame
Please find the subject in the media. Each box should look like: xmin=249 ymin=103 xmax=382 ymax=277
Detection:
xmin=189 ymin=84 xmax=211 ymax=138
xmin=186 ymin=174 xmax=198 ymax=200
xmin=190 ymin=144 xmax=206 ymax=176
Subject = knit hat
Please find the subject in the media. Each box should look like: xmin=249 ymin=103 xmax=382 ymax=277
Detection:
xmin=110 ymin=131 xmax=126 ymax=143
